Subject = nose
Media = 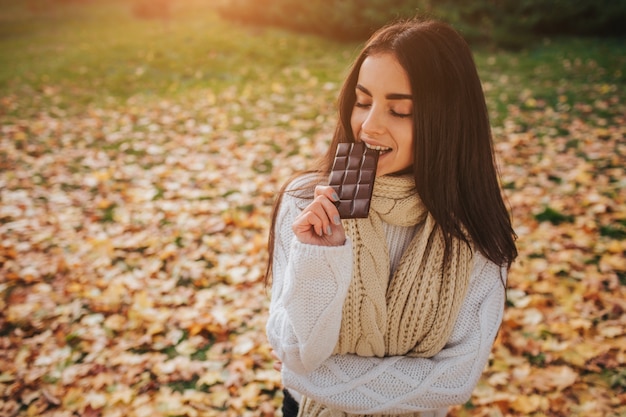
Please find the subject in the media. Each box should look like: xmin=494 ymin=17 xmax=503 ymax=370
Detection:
xmin=361 ymin=105 xmax=385 ymax=136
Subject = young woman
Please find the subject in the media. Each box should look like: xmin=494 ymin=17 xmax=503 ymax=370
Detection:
xmin=265 ymin=18 xmax=517 ymax=417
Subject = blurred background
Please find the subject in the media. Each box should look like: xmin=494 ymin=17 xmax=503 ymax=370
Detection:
xmin=1 ymin=1 xmax=625 ymax=416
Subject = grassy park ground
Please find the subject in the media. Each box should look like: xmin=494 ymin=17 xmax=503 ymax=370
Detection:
xmin=1 ymin=1 xmax=625 ymax=416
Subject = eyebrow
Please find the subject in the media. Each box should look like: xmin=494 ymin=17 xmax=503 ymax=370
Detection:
xmin=356 ymin=84 xmax=413 ymax=100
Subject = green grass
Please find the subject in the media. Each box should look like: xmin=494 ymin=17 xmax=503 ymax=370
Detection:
xmin=0 ymin=0 xmax=354 ymax=113
xmin=1 ymin=4 xmax=625 ymax=416
xmin=474 ymin=37 xmax=626 ymax=126
xmin=1 ymin=0 xmax=625 ymax=124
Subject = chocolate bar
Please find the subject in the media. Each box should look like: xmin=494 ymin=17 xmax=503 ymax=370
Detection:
xmin=328 ymin=142 xmax=379 ymax=218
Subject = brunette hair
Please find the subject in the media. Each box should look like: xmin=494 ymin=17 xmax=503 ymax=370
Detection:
xmin=265 ymin=18 xmax=517 ymax=282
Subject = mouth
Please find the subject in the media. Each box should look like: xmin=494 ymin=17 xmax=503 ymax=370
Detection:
xmin=364 ymin=141 xmax=392 ymax=155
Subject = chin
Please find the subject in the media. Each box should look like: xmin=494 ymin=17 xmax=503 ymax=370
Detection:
xmin=377 ymin=167 xmax=413 ymax=177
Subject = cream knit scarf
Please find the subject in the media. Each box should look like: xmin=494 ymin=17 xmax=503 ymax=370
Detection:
xmin=298 ymin=175 xmax=473 ymax=417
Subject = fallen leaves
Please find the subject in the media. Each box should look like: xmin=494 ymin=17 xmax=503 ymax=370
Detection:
xmin=2 ymin=14 xmax=626 ymax=417
xmin=1 ymin=81 xmax=332 ymax=415
xmin=453 ymin=52 xmax=626 ymax=416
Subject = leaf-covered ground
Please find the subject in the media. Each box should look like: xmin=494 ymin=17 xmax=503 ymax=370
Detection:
xmin=1 ymin=2 xmax=625 ymax=416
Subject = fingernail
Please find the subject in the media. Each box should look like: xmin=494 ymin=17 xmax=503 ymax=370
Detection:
xmin=326 ymin=225 xmax=333 ymax=235
xmin=331 ymin=192 xmax=339 ymax=202
xmin=333 ymin=215 xmax=341 ymax=225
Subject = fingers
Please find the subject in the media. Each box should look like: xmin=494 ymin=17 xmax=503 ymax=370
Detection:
xmin=306 ymin=186 xmax=342 ymax=234
xmin=312 ymin=185 xmax=342 ymax=229
xmin=293 ymin=210 xmax=326 ymax=238
xmin=292 ymin=185 xmax=345 ymax=246
xmin=271 ymin=350 xmax=283 ymax=371
xmin=314 ymin=185 xmax=339 ymax=202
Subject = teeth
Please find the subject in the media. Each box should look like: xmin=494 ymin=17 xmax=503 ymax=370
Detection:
xmin=364 ymin=142 xmax=391 ymax=152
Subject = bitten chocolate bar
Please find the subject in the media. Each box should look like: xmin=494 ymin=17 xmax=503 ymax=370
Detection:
xmin=328 ymin=142 xmax=379 ymax=219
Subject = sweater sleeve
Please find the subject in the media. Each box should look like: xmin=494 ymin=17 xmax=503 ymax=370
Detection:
xmin=281 ymin=256 xmax=507 ymax=414
xmin=266 ymin=186 xmax=353 ymax=374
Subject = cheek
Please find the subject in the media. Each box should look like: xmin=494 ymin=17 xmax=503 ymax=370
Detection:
xmin=350 ymin=113 xmax=361 ymax=136
xmin=397 ymin=126 xmax=415 ymax=160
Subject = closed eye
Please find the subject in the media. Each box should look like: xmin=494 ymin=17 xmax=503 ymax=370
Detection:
xmin=391 ymin=109 xmax=412 ymax=118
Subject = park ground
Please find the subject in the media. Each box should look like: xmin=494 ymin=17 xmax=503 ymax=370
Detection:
xmin=1 ymin=1 xmax=625 ymax=416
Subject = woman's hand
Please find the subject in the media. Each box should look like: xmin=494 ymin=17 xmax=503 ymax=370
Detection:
xmin=292 ymin=185 xmax=345 ymax=246
xmin=271 ymin=350 xmax=282 ymax=372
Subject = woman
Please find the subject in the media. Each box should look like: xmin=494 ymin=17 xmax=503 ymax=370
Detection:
xmin=265 ymin=18 xmax=517 ymax=417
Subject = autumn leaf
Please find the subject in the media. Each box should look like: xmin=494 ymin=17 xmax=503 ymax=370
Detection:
xmin=2 ymin=2 xmax=626 ymax=417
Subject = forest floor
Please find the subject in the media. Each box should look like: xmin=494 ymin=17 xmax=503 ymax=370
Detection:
xmin=1 ymin=1 xmax=625 ymax=416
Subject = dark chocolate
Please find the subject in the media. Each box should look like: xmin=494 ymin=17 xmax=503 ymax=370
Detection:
xmin=328 ymin=142 xmax=379 ymax=218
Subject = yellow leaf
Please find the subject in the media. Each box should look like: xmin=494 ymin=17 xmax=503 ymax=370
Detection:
xmin=487 ymin=371 xmax=509 ymax=386
xmin=109 ymin=387 xmax=134 ymax=405
xmin=531 ymin=366 xmax=578 ymax=392
xmin=97 ymin=199 xmax=112 ymax=209
xmin=104 ymin=314 xmax=126 ymax=331
xmin=606 ymin=240 xmax=625 ymax=254
xmin=147 ymin=321 xmax=165 ymax=336
xmin=559 ymin=341 xmax=610 ymax=367
xmin=208 ymin=388 xmax=230 ymax=408
xmin=198 ymin=370 xmax=224 ymax=387
xmin=600 ymin=253 xmax=626 ymax=271
xmin=511 ymin=394 xmax=546 ymax=413
xmin=598 ymin=324 xmax=624 ymax=338
xmin=271 ymin=82 xmax=285 ymax=94
xmin=239 ymin=383 xmax=261 ymax=407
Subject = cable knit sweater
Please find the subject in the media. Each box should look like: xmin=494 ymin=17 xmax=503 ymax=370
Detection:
xmin=266 ymin=177 xmax=507 ymax=416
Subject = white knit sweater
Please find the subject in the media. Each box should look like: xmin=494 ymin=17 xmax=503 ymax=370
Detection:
xmin=266 ymin=181 xmax=507 ymax=416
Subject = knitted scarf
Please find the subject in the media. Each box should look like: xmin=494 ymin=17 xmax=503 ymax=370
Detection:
xmin=298 ymin=175 xmax=473 ymax=417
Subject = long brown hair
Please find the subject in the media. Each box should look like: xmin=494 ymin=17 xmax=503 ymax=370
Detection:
xmin=265 ymin=18 xmax=517 ymax=283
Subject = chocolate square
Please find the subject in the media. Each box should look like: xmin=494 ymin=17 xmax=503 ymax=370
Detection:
xmin=328 ymin=142 xmax=379 ymax=218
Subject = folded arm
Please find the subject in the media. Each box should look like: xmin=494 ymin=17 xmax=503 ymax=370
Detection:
xmin=266 ymin=188 xmax=353 ymax=374
xmin=281 ymin=258 xmax=506 ymax=414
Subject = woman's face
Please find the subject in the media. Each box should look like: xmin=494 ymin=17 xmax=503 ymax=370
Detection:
xmin=350 ymin=53 xmax=414 ymax=177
